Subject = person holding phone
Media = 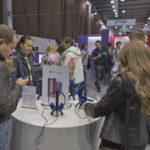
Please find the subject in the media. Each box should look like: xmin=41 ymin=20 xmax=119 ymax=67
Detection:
xmin=0 ymin=24 xmax=28 ymax=150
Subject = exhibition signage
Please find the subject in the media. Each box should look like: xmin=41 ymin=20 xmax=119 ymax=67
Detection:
xmin=107 ymin=19 xmax=136 ymax=26
xmin=42 ymin=65 xmax=69 ymax=105
xmin=22 ymin=86 xmax=36 ymax=109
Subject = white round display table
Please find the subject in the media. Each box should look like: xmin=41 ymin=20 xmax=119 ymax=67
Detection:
xmin=11 ymin=98 xmax=104 ymax=150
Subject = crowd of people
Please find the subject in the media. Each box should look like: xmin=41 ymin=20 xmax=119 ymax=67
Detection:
xmin=1 ymin=23 xmax=150 ymax=150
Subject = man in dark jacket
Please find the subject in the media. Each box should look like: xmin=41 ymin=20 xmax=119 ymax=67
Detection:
xmin=0 ymin=24 xmax=28 ymax=150
xmin=92 ymin=40 xmax=106 ymax=92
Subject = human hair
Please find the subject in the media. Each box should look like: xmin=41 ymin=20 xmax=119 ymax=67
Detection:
xmin=19 ymin=35 xmax=32 ymax=44
xmin=45 ymin=45 xmax=57 ymax=54
xmin=63 ymin=37 xmax=73 ymax=46
xmin=95 ymin=40 xmax=101 ymax=44
xmin=0 ymin=24 xmax=15 ymax=44
xmin=129 ymin=30 xmax=145 ymax=41
xmin=15 ymin=35 xmax=32 ymax=51
xmin=118 ymin=40 xmax=150 ymax=117
xmin=82 ymin=43 xmax=87 ymax=49
xmin=116 ymin=41 xmax=121 ymax=46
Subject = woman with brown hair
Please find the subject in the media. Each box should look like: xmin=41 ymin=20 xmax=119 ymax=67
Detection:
xmin=83 ymin=40 xmax=150 ymax=150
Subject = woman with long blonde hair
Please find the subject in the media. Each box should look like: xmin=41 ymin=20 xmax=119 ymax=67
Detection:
xmin=83 ymin=40 xmax=150 ymax=150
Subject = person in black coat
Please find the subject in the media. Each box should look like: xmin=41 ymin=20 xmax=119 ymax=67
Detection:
xmin=83 ymin=40 xmax=150 ymax=150
xmin=105 ymin=43 xmax=114 ymax=85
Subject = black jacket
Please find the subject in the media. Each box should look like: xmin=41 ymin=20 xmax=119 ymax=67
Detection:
xmin=85 ymin=74 xmax=148 ymax=146
xmin=0 ymin=61 xmax=22 ymax=123
xmin=11 ymin=51 xmax=35 ymax=86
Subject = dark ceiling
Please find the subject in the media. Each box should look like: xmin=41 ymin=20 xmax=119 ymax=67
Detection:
xmin=91 ymin=0 xmax=150 ymax=33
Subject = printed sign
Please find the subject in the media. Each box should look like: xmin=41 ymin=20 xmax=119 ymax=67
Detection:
xmin=42 ymin=65 xmax=69 ymax=105
xmin=22 ymin=86 xmax=36 ymax=109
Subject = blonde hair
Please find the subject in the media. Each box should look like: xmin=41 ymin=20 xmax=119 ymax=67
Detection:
xmin=118 ymin=40 xmax=150 ymax=116
xmin=45 ymin=45 xmax=57 ymax=54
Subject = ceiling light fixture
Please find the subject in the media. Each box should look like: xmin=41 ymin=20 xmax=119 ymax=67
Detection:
xmin=130 ymin=26 xmax=133 ymax=29
xmin=145 ymin=24 xmax=148 ymax=26
xmin=120 ymin=0 xmax=125 ymax=1
xmin=94 ymin=12 xmax=97 ymax=15
xmin=122 ymin=10 xmax=126 ymax=13
xmin=113 ymin=9 xmax=116 ymax=12
xmin=111 ymin=0 xmax=114 ymax=4
xmin=148 ymin=17 xmax=150 ymax=20
xmin=115 ymin=26 xmax=118 ymax=29
xmin=86 ymin=1 xmax=90 ymax=5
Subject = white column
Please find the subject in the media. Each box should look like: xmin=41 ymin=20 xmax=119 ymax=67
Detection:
xmin=3 ymin=0 xmax=13 ymax=28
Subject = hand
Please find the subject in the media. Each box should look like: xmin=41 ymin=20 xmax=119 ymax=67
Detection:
xmin=85 ymin=52 xmax=88 ymax=56
xmin=104 ymin=52 xmax=107 ymax=56
xmin=16 ymin=78 xmax=29 ymax=87
xmin=98 ymin=54 xmax=101 ymax=58
xmin=81 ymin=102 xmax=88 ymax=109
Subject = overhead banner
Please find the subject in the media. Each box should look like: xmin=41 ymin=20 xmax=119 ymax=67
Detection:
xmin=107 ymin=19 xmax=136 ymax=26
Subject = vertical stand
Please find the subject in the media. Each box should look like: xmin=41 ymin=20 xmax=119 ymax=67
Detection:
xmin=51 ymin=90 xmax=63 ymax=115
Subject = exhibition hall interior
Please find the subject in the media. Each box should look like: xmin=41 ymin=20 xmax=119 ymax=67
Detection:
xmin=0 ymin=0 xmax=150 ymax=150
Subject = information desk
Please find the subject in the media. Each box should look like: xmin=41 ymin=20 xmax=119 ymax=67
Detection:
xmin=11 ymin=98 xmax=104 ymax=150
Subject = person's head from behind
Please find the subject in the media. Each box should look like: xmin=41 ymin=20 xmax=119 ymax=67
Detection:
xmin=118 ymin=40 xmax=150 ymax=117
xmin=45 ymin=45 xmax=57 ymax=55
xmin=19 ymin=35 xmax=33 ymax=56
xmin=116 ymin=41 xmax=121 ymax=49
xmin=129 ymin=30 xmax=145 ymax=43
xmin=95 ymin=40 xmax=101 ymax=50
xmin=62 ymin=37 xmax=73 ymax=50
xmin=0 ymin=24 xmax=17 ymax=59
xmin=82 ymin=43 xmax=87 ymax=51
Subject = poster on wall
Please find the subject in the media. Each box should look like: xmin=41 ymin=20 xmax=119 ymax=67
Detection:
xmin=114 ymin=36 xmax=129 ymax=48
xmin=42 ymin=65 xmax=69 ymax=105
xmin=88 ymin=36 xmax=102 ymax=54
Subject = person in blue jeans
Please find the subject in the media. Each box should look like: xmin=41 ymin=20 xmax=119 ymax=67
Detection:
xmin=0 ymin=24 xmax=28 ymax=150
xmin=92 ymin=41 xmax=107 ymax=92
xmin=81 ymin=43 xmax=88 ymax=84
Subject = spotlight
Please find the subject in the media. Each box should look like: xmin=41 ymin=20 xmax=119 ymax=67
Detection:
xmin=130 ymin=26 xmax=133 ymax=29
xmin=122 ymin=10 xmax=126 ymax=13
xmin=111 ymin=0 xmax=114 ymax=4
xmin=86 ymin=1 xmax=90 ymax=5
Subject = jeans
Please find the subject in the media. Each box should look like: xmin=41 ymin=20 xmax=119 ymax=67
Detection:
xmin=0 ymin=120 xmax=11 ymax=150
xmin=83 ymin=65 xmax=87 ymax=83
xmin=95 ymin=65 xmax=105 ymax=88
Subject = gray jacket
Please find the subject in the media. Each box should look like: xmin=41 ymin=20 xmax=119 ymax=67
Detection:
xmin=0 ymin=61 xmax=22 ymax=123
